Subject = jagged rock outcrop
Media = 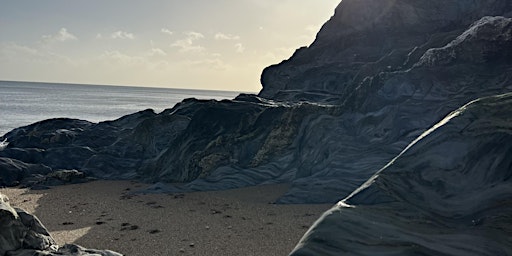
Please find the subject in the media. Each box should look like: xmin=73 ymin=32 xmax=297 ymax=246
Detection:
xmin=0 ymin=1 xmax=512 ymax=206
xmin=0 ymin=193 xmax=122 ymax=256
xmin=0 ymin=96 xmax=337 ymax=192
xmin=290 ymin=92 xmax=512 ymax=256
xmin=276 ymin=15 xmax=512 ymax=203
xmin=260 ymin=0 xmax=512 ymax=102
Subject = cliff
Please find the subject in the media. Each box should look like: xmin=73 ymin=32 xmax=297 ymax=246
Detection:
xmin=260 ymin=0 xmax=512 ymax=102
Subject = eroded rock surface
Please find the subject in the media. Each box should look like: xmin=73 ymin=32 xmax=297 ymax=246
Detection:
xmin=259 ymin=0 xmax=512 ymax=102
xmin=0 ymin=97 xmax=337 ymax=194
xmin=0 ymin=193 xmax=122 ymax=256
xmin=290 ymin=93 xmax=512 ymax=256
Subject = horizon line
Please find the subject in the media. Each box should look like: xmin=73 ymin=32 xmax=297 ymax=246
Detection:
xmin=0 ymin=79 xmax=258 ymax=94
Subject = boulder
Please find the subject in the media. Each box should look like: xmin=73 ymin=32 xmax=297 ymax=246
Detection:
xmin=0 ymin=193 xmax=122 ymax=256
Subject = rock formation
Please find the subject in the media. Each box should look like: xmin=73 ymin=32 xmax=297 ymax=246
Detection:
xmin=290 ymin=92 xmax=512 ymax=255
xmin=1 ymin=0 xmax=512 ymax=254
xmin=260 ymin=0 xmax=512 ymax=102
xmin=0 ymin=193 xmax=122 ymax=256
xmin=0 ymin=1 xmax=511 ymax=206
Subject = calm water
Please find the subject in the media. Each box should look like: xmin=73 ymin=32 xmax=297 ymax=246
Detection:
xmin=0 ymin=81 xmax=241 ymax=136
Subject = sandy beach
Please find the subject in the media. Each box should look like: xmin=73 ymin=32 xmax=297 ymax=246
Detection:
xmin=1 ymin=181 xmax=331 ymax=256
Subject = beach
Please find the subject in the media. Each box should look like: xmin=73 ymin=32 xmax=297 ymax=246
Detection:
xmin=1 ymin=181 xmax=331 ymax=256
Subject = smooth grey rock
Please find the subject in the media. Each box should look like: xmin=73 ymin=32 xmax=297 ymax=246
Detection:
xmin=0 ymin=192 xmax=57 ymax=255
xmin=290 ymin=93 xmax=512 ymax=255
xmin=0 ymin=193 xmax=122 ymax=256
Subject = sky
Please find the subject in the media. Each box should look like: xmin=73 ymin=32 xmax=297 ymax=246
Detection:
xmin=0 ymin=1 xmax=339 ymax=92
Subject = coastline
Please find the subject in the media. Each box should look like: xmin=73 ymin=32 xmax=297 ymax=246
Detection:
xmin=0 ymin=80 xmax=242 ymax=137
xmin=1 ymin=180 xmax=331 ymax=256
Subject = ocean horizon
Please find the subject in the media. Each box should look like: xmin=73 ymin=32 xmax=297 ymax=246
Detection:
xmin=0 ymin=80 xmax=242 ymax=136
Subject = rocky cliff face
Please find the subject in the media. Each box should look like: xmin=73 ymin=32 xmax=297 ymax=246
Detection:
xmin=277 ymin=14 xmax=512 ymax=203
xmin=260 ymin=0 xmax=512 ymax=102
xmin=290 ymin=92 xmax=512 ymax=255
xmin=0 ymin=1 xmax=511 ymax=209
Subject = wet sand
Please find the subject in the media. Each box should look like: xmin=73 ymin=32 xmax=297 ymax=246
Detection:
xmin=1 ymin=181 xmax=331 ymax=256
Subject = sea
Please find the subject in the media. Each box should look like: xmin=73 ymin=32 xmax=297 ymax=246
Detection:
xmin=0 ymin=81 xmax=242 ymax=136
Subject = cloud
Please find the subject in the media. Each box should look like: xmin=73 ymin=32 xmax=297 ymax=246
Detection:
xmin=1 ymin=42 xmax=40 ymax=58
xmin=111 ymin=31 xmax=135 ymax=39
xmin=0 ymin=42 xmax=74 ymax=65
xmin=147 ymin=48 xmax=167 ymax=57
xmin=161 ymin=28 xmax=174 ymax=36
xmin=214 ymin=33 xmax=240 ymax=40
xmin=235 ymin=43 xmax=245 ymax=53
xmin=100 ymin=50 xmax=144 ymax=65
xmin=187 ymin=58 xmax=231 ymax=70
xmin=185 ymin=31 xmax=204 ymax=40
xmin=96 ymin=49 xmax=172 ymax=72
xmin=171 ymin=31 xmax=205 ymax=53
xmin=42 ymin=28 xmax=78 ymax=42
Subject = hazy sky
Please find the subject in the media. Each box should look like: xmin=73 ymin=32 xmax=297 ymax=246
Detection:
xmin=0 ymin=1 xmax=339 ymax=92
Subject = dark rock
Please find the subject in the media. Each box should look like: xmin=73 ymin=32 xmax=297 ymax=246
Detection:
xmin=4 ymin=118 xmax=93 ymax=149
xmin=277 ymin=15 xmax=512 ymax=203
xmin=0 ymin=193 xmax=122 ymax=255
xmin=259 ymin=0 xmax=512 ymax=102
xmin=5 ymin=168 xmax=93 ymax=189
xmin=138 ymin=98 xmax=334 ymax=184
xmin=417 ymin=16 xmax=512 ymax=67
xmin=0 ymin=157 xmax=51 ymax=187
xmin=0 ymin=148 xmax=45 ymax=164
xmin=39 ymin=169 xmax=92 ymax=186
xmin=290 ymin=92 xmax=512 ymax=256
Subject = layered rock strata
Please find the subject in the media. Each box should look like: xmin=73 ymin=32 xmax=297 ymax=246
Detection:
xmin=290 ymin=92 xmax=512 ymax=256
xmin=260 ymin=0 xmax=512 ymax=102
